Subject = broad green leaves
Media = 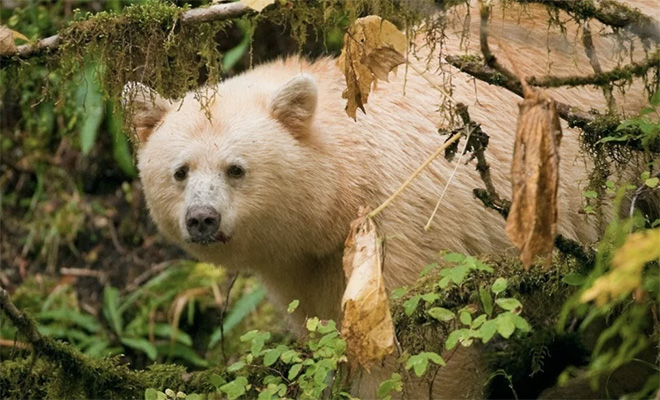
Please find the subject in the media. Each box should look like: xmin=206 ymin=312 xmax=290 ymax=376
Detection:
xmin=405 ymin=352 xmax=446 ymax=377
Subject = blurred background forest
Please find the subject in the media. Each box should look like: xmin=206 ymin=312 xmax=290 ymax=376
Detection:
xmin=0 ymin=0 xmax=659 ymax=399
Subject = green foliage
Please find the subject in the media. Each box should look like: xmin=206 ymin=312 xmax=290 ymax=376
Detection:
xmin=377 ymin=373 xmax=402 ymax=400
xmin=405 ymin=352 xmax=446 ymax=377
xmin=559 ymin=186 xmax=659 ymax=398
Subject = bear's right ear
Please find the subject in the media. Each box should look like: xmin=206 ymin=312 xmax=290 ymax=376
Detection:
xmin=122 ymin=82 xmax=171 ymax=145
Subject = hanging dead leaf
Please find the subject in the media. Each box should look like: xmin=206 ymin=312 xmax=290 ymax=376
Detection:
xmin=581 ymin=228 xmax=660 ymax=306
xmin=239 ymin=0 xmax=275 ymax=12
xmin=337 ymin=16 xmax=407 ymax=120
xmin=505 ymin=86 xmax=562 ymax=270
xmin=341 ymin=207 xmax=395 ymax=372
xmin=0 ymin=25 xmax=28 ymax=56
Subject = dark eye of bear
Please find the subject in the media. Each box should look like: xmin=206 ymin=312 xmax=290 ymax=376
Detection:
xmin=227 ymin=165 xmax=245 ymax=178
xmin=174 ymin=166 xmax=188 ymax=181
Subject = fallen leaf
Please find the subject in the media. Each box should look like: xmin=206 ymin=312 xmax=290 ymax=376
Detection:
xmin=341 ymin=207 xmax=395 ymax=371
xmin=239 ymin=0 xmax=275 ymax=12
xmin=505 ymin=86 xmax=562 ymax=270
xmin=581 ymin=228 xmax=660 ymax=306
xmin=0 ymin=25 xmax=28 ymax=56
xmin=337 ymin=16 xmax=407 ymax=119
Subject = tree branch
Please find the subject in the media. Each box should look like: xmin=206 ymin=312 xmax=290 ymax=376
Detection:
xmin=11 ymin=2 xmax=250 ymax=60
xmin=512 ymin=0 xmax=660 ymax=43
xmin=527 ymin=51 xmax=660 ymax=89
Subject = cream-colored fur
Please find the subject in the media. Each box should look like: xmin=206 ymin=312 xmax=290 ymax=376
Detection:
xmin=128 ymin=1 xmax=653 ymax=398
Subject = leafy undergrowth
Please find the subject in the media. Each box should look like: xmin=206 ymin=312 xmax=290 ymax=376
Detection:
xmin=5 ymin=249 xmax=656 ymax=400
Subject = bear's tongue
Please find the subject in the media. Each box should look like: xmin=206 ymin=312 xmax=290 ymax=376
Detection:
xmin=215 ymin=232 xmax=230 ymax=244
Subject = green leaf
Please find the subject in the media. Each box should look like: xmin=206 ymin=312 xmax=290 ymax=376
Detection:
xmin=240 ymin=330 xmax=270 ymax=355
xmin=439 ymin=264 xmax=469 ymax=284
xmin=121 ymin=338 xmax=157 ymax=360
xmin=561 ymin=272 xmax=586 ymax=286
xmin=390 ymin=287 xmax=408 ymax=299
xmin=491 ymin=278 xmax=507 ymax=294
xmin=459 ymin=311 xmax=472 ymax=326
xmin=155 ymin=342 xmax=208 ymax=367
xmin=443 ymin=252 xmax=465 ymax=263
xmin=210 ymin=374 xmax=227 ymax=389
xmin=427 ymin=307 xmax=455 ymax=322
xmin=421 ymin=293 xmax=439 ymax=303
xmin=222 ymin=30 xmax=250 ymax=71
xmin=495 ymin=298 xmax=523 ymax=312
xmin=145 ymin=388 xmax=160 ymax=400
xmin=287 ymin=300 xmax=299 ymax=314
xmin=77 ymin=63 xmax=104 ymax=155
xmin=445 ymin=329 xmax=470 ymax=350
xmin=103 ymin=286 xmax=123 ymax=336
xmin=280 ymin=349 xmax=301 ymax=364
xmin=406 ymin=352 xmax=446 ymax=377
xmin=480 ymin=288 xmax=494 ymax=316
xmin=220 ymin=377 xmax=248 ymax=400
xmin=263 ymin=347 xmax=283 ymax=367
xmin=513 ymin=315 xmax=531 ymax=333
xmin=377 ymin=373 xmax=402 ymax=399
xmin=403 ymin=295 xmax=421 ymax=316
xmin=406 ymin=354 xmax=428 ymax=377
xmin=209 ymin=286 xmax=267 ymax=348
xmin=650 ymin=90 xmax=660 ymax=106
xmin=639 ymin=106 xmax=656 ymax=116
xmin=228 ymin=361 xmax=246 ymax=372
xmin=645 ymin=177 xmax=659 ymax=188
xmin=471 ymin=314 xmax=487 ymax=329
xmin=306 ymin=317 xmax=319 ymax=332
xmin=496 ymin=313 xmax=516 ymax=339
xmin=419 ymin=263 xmax=438 ymax=277
xmin=583 ymin=190 xmax=598 ymax=199
xmin=288 ymin=363 xmax=303 ymax=380
xmin=479 ymin=319 xmax=498 ymax=342
xmin=425 ymin=352 xmax=446 ymax=366
xmin=107 ymin=102 xmax=136 ymax=177
xmin=186 ymin=394 xmax=204 ymax=400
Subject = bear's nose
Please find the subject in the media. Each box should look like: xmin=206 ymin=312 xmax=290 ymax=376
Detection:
xmin=185 ymin=206 xmax=220 ymax=243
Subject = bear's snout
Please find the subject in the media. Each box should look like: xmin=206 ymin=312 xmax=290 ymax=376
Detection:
xmin=185 ymin=206 xmax=221 ymax=244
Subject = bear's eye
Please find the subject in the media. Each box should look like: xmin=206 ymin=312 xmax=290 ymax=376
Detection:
xmin=174 ymin=165 xmax=188 ymax=181
xmin=227 ymin=164 xmax=245 ymax=179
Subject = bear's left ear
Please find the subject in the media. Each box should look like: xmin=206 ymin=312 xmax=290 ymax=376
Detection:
xmin=269 ymin=74 xmax=317 ymax=137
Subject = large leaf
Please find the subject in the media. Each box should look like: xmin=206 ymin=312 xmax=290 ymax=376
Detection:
xmin=76 ymin=63 xmax=104 ymax=156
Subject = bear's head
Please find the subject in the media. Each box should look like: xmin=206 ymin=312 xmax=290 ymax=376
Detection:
xmin=123 ymin=74 xmax=340 ymax=270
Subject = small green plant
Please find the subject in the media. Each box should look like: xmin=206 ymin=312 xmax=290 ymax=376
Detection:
xmin=598 ymin=91 xmax=660 ymax=150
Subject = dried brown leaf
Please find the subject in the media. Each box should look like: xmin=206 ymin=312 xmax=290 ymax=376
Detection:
xmin=239 ymin=0 xmax=275 ymax=12
xmin=505 ymin=87 xmax=562 ymax=270
xmin=341 ymin=207 xmax=395 ymax=372
xmin=337 ymin=16 xmax=407 ymax=120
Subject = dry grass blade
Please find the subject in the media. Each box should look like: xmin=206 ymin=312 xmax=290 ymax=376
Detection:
xmin=337 ymin=16 xmax=406 ymax=120
xmin=341 ymin=207 xmax=395 ymax=372
xmin=505 ymin=86 xmax=562 ymax=270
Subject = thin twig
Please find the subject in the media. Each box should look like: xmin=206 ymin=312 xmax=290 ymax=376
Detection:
xmin=424 ymin=123 xmax=473 ymax=231
xmin=368 ymin=133 xmax=462 ymax=218
xmin=581 ymin=21 xmax=615 ymax=112
xmin=219 ymin=273 xmax=238 ymax=366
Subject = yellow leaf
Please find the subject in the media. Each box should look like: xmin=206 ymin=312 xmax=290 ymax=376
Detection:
xmin=337 ymin=16 xmax=407 ymax=120
xmin=581 ymin=228 xmax=660 ymax=306
xmin=341 ymin=207 xmax=395 ymax=372
xmin=239 ymin=0 xmax=275 ymax=12
xmin=0 ymin=26 xmax=21 ymax=56
xmin=505 ymin=87 xmax=562 ymax=270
